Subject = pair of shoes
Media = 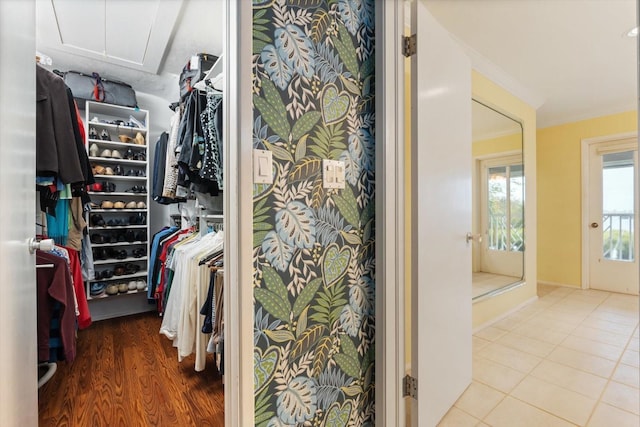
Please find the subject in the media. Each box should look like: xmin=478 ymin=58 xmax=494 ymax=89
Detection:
xmin=96 ymin=270 xmax=114 ymax=280
xmin=129 ymin=213 xmax=146 ymax=225
xmin=126 ymin=185 xmax=146 ymax=193
xmin=107 ymin=219 xmax=130 ymax=226
xmin=90 ymin=233 xmax=106 ymax=244
xmin=90 ymin=282 xmax=106 ymax=297
xmin=90 ymin=214 xmax=105 ymax=227
xmin=92 ymin=165 xmax=116 ymax=177
xmin=106 ymin=283 xmax=119 ymax=295
xmin=100 ymin=149 xmax=123 ymax=159
xmin=127 ymin=279 xmax=146 ymax=291
xmin=132 ymin=248 xmax=145 ymax=258
xmin=89 ymin=183 xmax=103 ymax=192
xmin=113 ymin=165 xmax=125 ymax=176
xmin=125 ymin=169 xmax=146 ymax=177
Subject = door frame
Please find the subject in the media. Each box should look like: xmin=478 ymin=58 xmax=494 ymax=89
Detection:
xmin=580 ymin=131 xmax=638 ymax=290
xmin=226 ymin=1 xmax=406 ymax=425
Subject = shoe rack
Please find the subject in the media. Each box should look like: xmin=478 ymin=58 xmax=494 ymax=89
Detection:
xmin=85 ymin=101 xmax=152 ymax=320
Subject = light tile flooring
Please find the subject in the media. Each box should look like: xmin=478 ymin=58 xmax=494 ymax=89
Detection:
xmin=440 ymin=285 xmax=639 ymax=426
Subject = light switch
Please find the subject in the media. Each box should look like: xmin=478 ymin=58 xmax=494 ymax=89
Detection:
xmin=253 ymin=149 xmax=273 ymax=184
xmin=323 ymin=159 xmax=345 ymax=189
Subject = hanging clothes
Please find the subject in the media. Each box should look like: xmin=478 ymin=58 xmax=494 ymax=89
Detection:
xmin=37 ymin=251 xmax=77 ymax=363
xmin=162 ymin=110 xmax=182 ymax=201
xmin=36 ymin=65 xmax=85 ymax=185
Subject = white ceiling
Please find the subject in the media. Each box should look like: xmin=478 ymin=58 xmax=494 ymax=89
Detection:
xmin=424 ymin=0 xmax=638 ymax=129
xmin=37 ymin=0 xmax=637 ymax=129
xmin=36 ymin=0 xmax=224 ymax=102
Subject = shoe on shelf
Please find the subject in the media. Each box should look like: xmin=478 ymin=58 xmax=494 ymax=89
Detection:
xmin=113 ymin=201 xmax=126 ymax=209
xmin=100 ymin=129 xmax=111 ymax=141
xmin=118 ymin=282 xmax=129 ymax=293
xmin=89 ymin=143 xmax=99 ymax=157
xmin=106 ymin=283 xmax=119 ymax=295
xmin=128 ymin=280 xmax=137 ymax=291
xmin=89 ymin=183 xmax=103 ymax=192
xmin=90 ymin=233 xmax=105 ymax=244
xmin=90 ymin=282 xmax=106 ymax=297
xmin=113 ymin=165 xmax=124 ymax=176
xmin=111 ymin=149 xmax=123 ymax=159
xmin=132 ymin=248 xmax=145 ymax=258
xmin=90 ymin=214 xmax=105 ymax=227
xmin=100 ymin=149 xmax=112 ymax=158
xmin=115 ymin=250 xmax=128 ymax=260
xmin=136 ymin=201 xmax=147 ymax=209
xmin=125 ymin=201 xmax=137 ymax=209
xmin=103 ymin=167 xmax=115 ymax=175
xmin=135 ymin=132 xmax=145 ymax=145
xmin=89 ymin=127 xmax=99 ymax=140
xmin=92 ymin=165 xmax=106 ymax=176
xmin=136 ymin=279 xmax=147 ymax=291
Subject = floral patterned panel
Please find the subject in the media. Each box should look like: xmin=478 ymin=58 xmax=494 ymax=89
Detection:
xmin=252 ymin=0 xmax=375 ymax=425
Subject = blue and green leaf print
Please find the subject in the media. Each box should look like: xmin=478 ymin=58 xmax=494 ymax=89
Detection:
xmin=253 ymin=0 xmax=375 ymax=424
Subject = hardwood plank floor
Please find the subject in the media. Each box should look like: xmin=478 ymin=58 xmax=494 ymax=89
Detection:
xmin=38 ymin=312 xmax=224 ymax=427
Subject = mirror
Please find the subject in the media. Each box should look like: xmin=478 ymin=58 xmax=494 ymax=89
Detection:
xmin=472 ymin=99 xmax=524 ymax=300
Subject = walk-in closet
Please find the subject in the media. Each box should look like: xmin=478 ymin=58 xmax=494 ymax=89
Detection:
xmin=34 ymin=1 xmax=227 ymax=424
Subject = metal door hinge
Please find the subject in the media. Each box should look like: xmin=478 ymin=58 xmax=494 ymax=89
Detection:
xmin=403 ymin=375 xmax=418 ymax=399
xmin=403 ymin=34 xmax=417 ymax=57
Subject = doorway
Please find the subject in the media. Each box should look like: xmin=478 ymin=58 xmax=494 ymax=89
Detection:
xmin=582 ymin=133 xmax=639 ymax=295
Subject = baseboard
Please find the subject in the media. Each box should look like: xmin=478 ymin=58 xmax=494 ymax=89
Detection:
xmin=537 ymin=280 xmax=582 ymax=289
xmin=472 ymin=295 xmax=538 ymax=334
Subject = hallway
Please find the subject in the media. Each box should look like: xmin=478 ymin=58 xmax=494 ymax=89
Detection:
xmin=442 ymin=286 xmax=639 ymax=426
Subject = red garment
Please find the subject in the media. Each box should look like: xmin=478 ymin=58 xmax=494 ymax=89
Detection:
xmin=62 ymin=246 xmax=92 ymax=329
xmin=36 ymin=251 xmax=76 ymax=363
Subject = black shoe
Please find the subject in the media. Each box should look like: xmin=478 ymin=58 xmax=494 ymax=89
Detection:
xmin=90 ymin=233 xmax=105 ymax=244
xmin=114 ymin=165 xmax=124 ymax=176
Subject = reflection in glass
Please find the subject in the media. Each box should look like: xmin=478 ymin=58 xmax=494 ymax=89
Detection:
xmin=487 ymin=164 xmax=524 ymax=252
xmin=602 ymin=151 xmax=635 ymax=261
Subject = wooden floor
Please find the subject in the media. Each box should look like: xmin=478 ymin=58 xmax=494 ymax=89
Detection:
xmin=38 ymin=312 xmax=224 ymax=427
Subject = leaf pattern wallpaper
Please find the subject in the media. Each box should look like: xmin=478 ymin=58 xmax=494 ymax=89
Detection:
xmin=252 ymin=0 xmax=375 ymax=425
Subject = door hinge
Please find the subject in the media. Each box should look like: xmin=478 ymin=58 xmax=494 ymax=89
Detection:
xmin=403 ymin=34 xmax=417 ymax=57
xmin=403 ymin=375 xmax=418 ymax=399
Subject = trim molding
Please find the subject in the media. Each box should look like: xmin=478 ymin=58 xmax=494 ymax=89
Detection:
xmin=225 ymin=1 xmax=254 ymax=425
xmin=375 ymin=0 xmax=405 ymax=425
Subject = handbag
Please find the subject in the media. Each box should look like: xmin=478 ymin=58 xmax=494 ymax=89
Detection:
xmin=62 ymin=70 xmax=138 ymax=108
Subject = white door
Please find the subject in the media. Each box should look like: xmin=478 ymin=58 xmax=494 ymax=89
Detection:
xmin=588 ymin=138 xmax=639 ymax=294
xmin=0 ymin=0 xmax=38 ymax=425
xmin=410 ymin=1 xmax=472 ymax=426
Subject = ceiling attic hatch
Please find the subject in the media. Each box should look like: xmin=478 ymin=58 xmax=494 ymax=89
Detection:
xmin=37 ymin=0 xmax=184 ymax=74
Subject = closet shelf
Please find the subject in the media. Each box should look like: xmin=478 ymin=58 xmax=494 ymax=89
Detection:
xmin=91 ymin=241 xmax=147 ymax=248
xmin=87 ymin=121 xmax=147 ymax=133
xmin=87 ymin=287 xmax=149 ymax=300
xmin=89 ymin=157 xmax=147 ymax=166
xmin=88 ymin=139 xmax=147 ymax=149
xmin=89 ymin=225 xmax=147 ymax=230
xmin=197 ymin=213 xmax=224 ymax=219
xmin=88 ymin=191 xmax=147 ymax=196
xmin=93 ymin=175 xmax=147 ymax=181
xmin=89 ymin=271 xmax=148 ymax=282
xmin=90 ymin=209 xmax=147 ymax=213
xmin=94 ymin=256 xmax=148 ymax=265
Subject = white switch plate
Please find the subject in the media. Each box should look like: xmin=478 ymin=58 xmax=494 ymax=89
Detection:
xmin=253 ymin=149 xmax=273 ymax=184
xmin=323 ymin=159 xmax=345 ymax=189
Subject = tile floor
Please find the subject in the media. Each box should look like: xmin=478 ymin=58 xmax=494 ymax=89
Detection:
xmin=440 ymin=285 xmax=639 ymax=426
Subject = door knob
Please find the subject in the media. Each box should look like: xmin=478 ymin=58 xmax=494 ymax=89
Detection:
xmin=27 ymin=237 xmax=54 ymax=254
xmin=590 ymin=222 xmax=599 ymax=229
xmin=466 ymin=233 xmax=483 ymax=244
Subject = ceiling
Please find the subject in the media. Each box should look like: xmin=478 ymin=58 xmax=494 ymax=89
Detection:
xmin=424 ymin=0 xmax=638 ymax=129
xmin=36 ymin=0 xmax=224 ymax=102
xmin=37 ymin=0 xmax=637 ymax=129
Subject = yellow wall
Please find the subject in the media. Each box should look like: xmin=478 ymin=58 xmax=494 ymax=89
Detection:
xmin=473 ymin=132 xmax=521 ymax=157
xmin=536 ymin=110 xmax=638 ymax=287
xmin=471 ymin=71 xmax=538 ymax=328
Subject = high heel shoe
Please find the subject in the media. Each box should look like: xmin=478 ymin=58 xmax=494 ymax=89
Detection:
xmin=89 ymin=143 xmax=99 ymax=157
xmin=100 ymin=129 xmax=111 ymax=141
xmin=135 ymin=132 xmax=145 ymax=145
xmin=89 ymin=127 xmax=98 ymax=140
